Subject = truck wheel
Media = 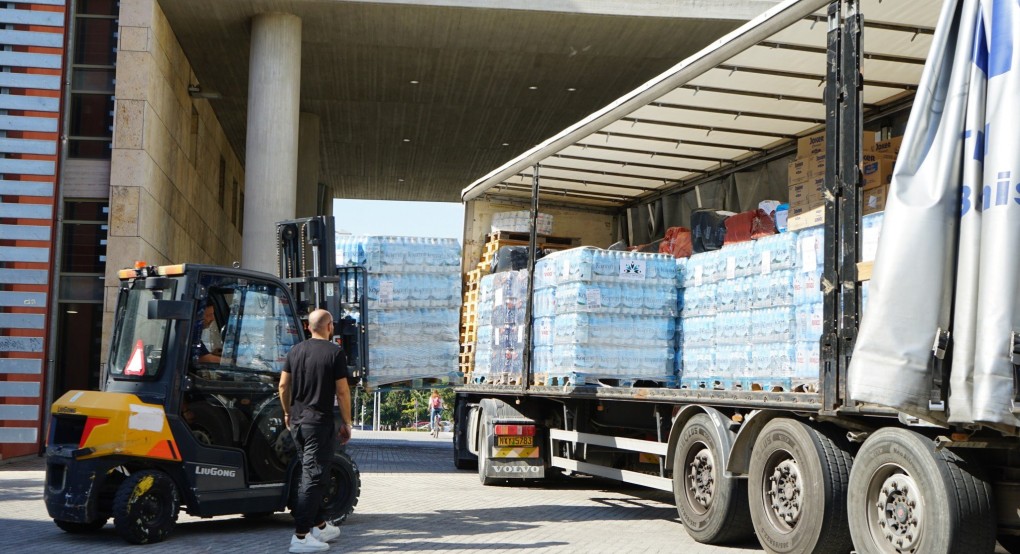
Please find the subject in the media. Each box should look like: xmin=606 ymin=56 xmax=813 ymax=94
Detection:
xmin=321 ymin=450 xmax=361 ymax=525
xmin=112 ymin=470 xmax=180 ymax=544
xmin=674 ymin=414 xmax=753 ymax=544
xmin=453 ymin=423 xmax=477 ymax=470
xmin=55 ymin=517 xmax=107 ymax=533
xmin=477 ymin=412 xmax=499 ymax=486
xmin=747 ymin=418 xmax=853 ymax=554
xmin=847 ymin=428 xmax=995 ymax=554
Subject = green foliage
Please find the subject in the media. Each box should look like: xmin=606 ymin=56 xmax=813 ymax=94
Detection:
xmin=352 ymin=387 xmax=459 ymax=428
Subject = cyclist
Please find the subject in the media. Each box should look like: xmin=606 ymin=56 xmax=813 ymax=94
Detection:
xmin=428 ymin=390 xmax=444 ymax=437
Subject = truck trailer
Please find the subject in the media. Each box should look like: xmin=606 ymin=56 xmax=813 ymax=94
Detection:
xmin=451 ymin=0 xmax=1020 ymax=552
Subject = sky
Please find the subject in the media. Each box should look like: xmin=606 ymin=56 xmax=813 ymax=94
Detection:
xmin=333 ymin=199 xmax=465 ymax=239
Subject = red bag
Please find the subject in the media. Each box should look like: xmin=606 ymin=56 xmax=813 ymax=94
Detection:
xmin=724 ymin=209 xmax=777 ymax=244
xmin=658 ymin=226 xmax=693 ymax=258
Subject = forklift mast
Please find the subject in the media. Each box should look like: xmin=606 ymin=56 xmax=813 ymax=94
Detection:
xmin=276 ymin=216 xmax=368 ymax=382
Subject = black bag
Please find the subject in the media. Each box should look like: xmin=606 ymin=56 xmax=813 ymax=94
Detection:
xmin=691 ymin=209 xmax=732 ymax=253
xmin=491 ymin=246 xmax=530 ymax=273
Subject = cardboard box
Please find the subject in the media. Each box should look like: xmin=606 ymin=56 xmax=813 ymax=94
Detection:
xmin=787 ymin=205 xmax=826 ymax=231
xmin=789 ymin=177 xmax=824 ymax=201
xmin=871 ymin=136 xmax=903 ymax=157
xmin=863 ymin=158 xmax=894 ymax=190
xmin=788 ymin=158 xmax=811 ymax=185
xmin=807 ymin=153 xmax=826 ymax=176
xmin=797 ymin=130 xmax=876 ymax=158
xmin=863 ymin=184 xmax=888 ymax=215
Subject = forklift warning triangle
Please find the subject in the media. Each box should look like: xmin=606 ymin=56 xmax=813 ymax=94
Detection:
xmin=124 ymin=339 xmax=146 ymax=376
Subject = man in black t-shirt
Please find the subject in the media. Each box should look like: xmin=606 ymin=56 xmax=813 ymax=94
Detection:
xmin=279 ymin=309 xmax=352 ymax=553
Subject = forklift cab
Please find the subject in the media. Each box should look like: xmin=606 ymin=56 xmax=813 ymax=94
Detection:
xmin=106 ymin=265 xmax=304 ymax=481
xmin=45 ymin=263 xmax=359 ymax=544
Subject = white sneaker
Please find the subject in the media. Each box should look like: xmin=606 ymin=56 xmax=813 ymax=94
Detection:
xmin=311 ymin=522 xmax=341 ymax=543
xmin=289 ymin=533 xmax=329 ymax=553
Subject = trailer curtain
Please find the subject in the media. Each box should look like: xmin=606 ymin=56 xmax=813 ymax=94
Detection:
xmin=849 ymin=0 xmax=1020 ymax=428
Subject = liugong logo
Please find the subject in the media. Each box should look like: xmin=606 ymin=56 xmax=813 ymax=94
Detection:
xmin=196 ymin=465 xmax=237 ymax=478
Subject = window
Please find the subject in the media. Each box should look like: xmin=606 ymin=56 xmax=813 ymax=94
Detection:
xmin=194 ymin=275 xmax=301 ymax=375
xmin=108 ymin=284 xmax=173 ymax=379
xmin=68 ymin=1 xmax=118 ymax=159
xmin=54 ymin=200 xmax=108 ymax=396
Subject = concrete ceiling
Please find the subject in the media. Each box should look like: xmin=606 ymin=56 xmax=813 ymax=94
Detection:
xmin=158 ymin=0 xmax=776 ymax=203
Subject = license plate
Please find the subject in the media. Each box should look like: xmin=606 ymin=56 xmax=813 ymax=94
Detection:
xmin=496 ymin=436 xmax=534 ymax=447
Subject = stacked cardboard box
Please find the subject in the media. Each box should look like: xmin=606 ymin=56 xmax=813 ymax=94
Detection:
xmin=786 ymin=131 xmax=901 ymax=231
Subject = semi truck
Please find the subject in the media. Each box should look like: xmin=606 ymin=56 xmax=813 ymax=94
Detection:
xmin=450 ymin=0 xmax=1020 ymax=553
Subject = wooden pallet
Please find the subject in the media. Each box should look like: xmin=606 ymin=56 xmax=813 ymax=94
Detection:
xmin=479 ymin=232 xmax=579 ymax=268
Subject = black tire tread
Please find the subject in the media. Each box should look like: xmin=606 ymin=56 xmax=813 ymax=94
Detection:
xmin=848 ymin=428 xmax=996 ymax=554
xmin=938 ymin=447 xmax=996 ymax=553
xmin=807 ymin=426 xmax=854 ymax=554
xmin=326 ymin=449 xmax=361 ymax=524
xmin=112 ymin=470 xmax=179 ymax=544
xmin=676 ymin=414 xmax=753 ymax=545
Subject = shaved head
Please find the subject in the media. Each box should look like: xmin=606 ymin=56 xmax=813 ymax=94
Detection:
xmin=308 ymin=309 xmax=333 ymax=337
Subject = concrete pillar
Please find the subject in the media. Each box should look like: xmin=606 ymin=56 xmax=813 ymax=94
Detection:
xmin=296 ymin=112 xmax=320 ymax=218
xmin=242 ymin=12 xmax=301 ymax=272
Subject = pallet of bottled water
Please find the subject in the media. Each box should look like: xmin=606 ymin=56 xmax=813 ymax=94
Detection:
xmin=679 ymin=233 xmax=803 ymax=392
xmin=471 ymin=271 xmax=529 ymax=385
xmin=532 ymin=247 xmax=679 ymax=387
xmin=336 ymin=236 xmax=463 ymax=389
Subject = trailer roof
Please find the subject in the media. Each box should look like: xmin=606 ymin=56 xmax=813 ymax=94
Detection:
xmin=461 ymin=0 xmax=941 ymax=208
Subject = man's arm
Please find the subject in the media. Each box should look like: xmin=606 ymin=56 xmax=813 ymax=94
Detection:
xmin=279 ymin=371 xmax=292 ymax=427
xmin=335 ymin=377 xmax=352 ymax=444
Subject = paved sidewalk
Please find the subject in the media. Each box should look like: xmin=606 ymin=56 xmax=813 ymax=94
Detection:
xmin=0 ymin=430 xmax=763 ymax=553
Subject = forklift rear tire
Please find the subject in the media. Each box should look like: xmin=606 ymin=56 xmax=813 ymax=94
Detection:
xmin=322 ymin=450 xmax=361 ymax=525
xmin=187 ymin=401 xmax=233 ymax=447
xmin=55 ymin=517 xmax=107 ymax=533
xmin=113 ymin=470 xmax=180 ymax=544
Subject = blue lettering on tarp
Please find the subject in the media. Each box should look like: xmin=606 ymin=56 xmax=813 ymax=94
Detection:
xmin=984 ymin=171 xmax=1011 ymax=209
xmin=974 ymin=12 xmax=989 ymax=73
xmin=962 ymin=184 xmax=974 ymax=216
xmin=988 ymin=0 xmax=1015 ymax=78
xmin=962 ymin=125 xmax=987 ymax=162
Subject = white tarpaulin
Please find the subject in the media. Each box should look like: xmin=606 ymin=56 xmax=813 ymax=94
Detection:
xmin=850 ymin=0 xmax=1020 ymax=428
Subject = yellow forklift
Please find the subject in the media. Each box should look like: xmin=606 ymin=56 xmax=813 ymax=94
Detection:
xmin=44 ymin=217 xmax=367 ymax=544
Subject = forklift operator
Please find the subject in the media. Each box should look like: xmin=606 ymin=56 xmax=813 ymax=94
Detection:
xmin=192 ymin=304 xmax=222 ymax=364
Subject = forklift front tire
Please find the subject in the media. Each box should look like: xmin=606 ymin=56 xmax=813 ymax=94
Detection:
xmin=113 ymin=470 xmax=180 ymax=544
xmin=55 ymin=517 xmax=107 ymax=534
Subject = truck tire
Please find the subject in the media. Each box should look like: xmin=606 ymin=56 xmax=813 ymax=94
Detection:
xmin=453 ymin=423 xmax=477 ymax=470
xmin=747 ymin=418 xmax=853 ymax=554
xmin=477 ymin=412 xmax=500 ymax=486
xmin=847 ymin=427 xmax=995 ymax=554
xmin=54 ymin=517 xmax=107 ymax=533
xmin=112 ymin=470 xmax=180 ymax=544
xmin=322 ymin=450 xmax=361 ymax=525
xmin=674 ymin=414 xmax=753 ymax=544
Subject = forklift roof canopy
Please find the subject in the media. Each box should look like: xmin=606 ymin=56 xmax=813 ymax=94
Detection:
xmin=461 ymin=0 xmax=941 ymax=209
